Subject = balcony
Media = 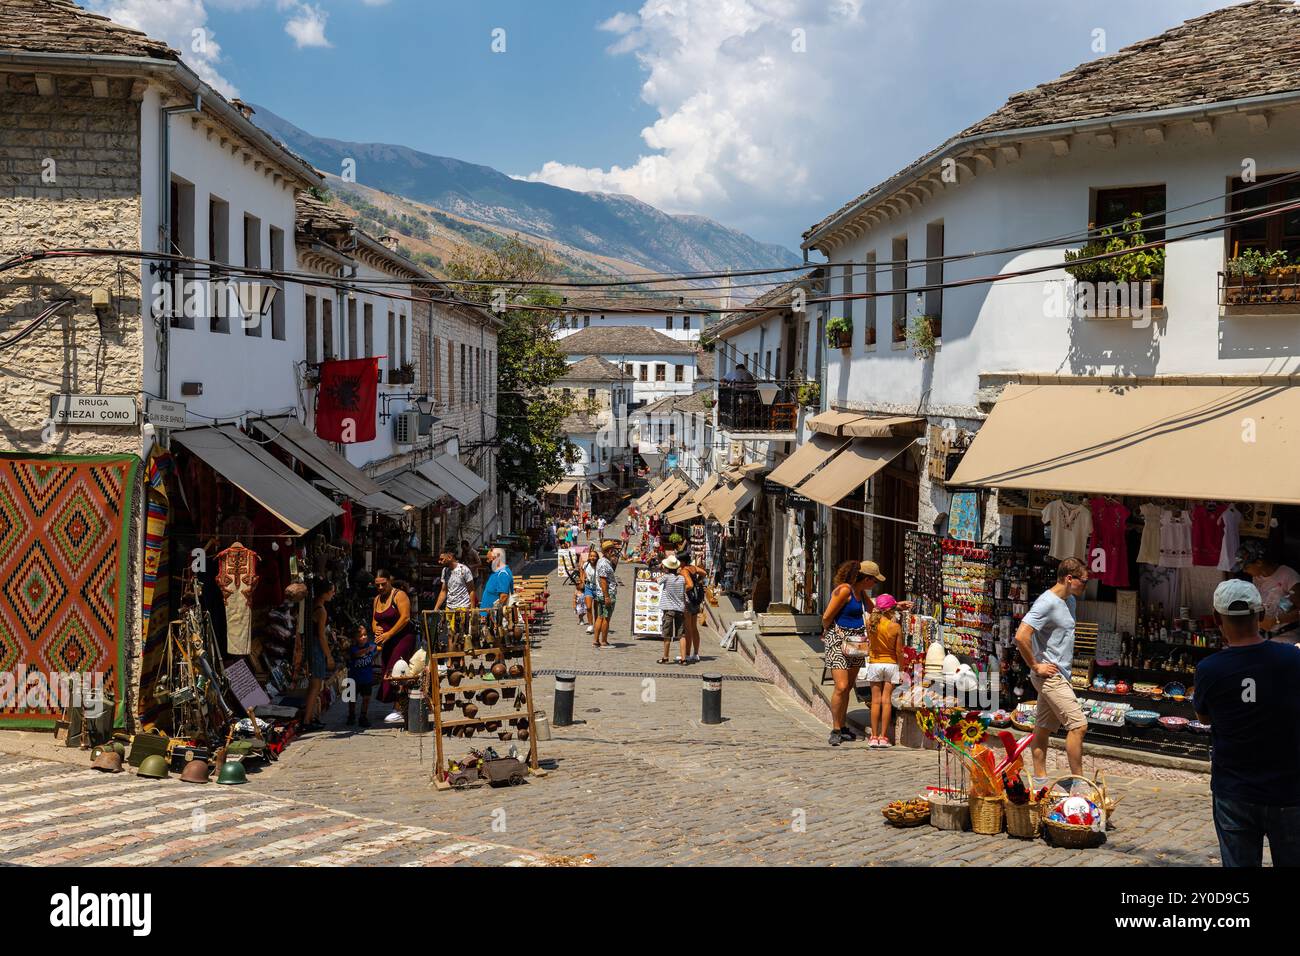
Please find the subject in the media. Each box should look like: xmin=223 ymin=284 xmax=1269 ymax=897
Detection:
xmin=1220 ymin=270 xmax=1300 ymax=317
xmin=717 ymin=384 xmax=798 ymax=437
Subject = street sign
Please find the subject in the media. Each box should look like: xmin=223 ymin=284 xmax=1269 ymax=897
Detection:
xmin=49 ymin=394 xmax=138 ymax=426
xmin=146 ymin=398 xmax=187 ymax=429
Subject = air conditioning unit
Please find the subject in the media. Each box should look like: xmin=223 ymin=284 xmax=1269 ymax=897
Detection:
xmin=393 ymin=410 xmax=420 ymax=445
xmin=729 ymin=441 xmax=744 ymax=465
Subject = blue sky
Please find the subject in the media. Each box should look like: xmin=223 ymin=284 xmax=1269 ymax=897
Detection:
xmin=90 ymin=0 xmax=1232 ymax=249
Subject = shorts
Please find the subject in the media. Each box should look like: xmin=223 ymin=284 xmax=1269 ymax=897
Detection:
xmin=661 ymin=610 xmax=685 ymax=641
xmin=348 ymin=678 xmax=374 ymax=698
xmin=583 ymin=585 xmax=596 ymax=599
xmin=1030 ymin=672 xmax=1088 ymax=733
xmin=685 ymin=601 xmax=702 ymax=615
xmin=594 ymin=597 xmax=616 ymax=619
xmin=308 ymin=642 xmax=330 ymax=680
xmin=865 ymin=662 xmax=900 ymax=685
xmin=823 ymin=624 xmax=866 ymax=671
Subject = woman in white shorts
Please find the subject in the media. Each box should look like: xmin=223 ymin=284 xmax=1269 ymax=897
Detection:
xmin=864 ymin=594 xmax=904 ymax=748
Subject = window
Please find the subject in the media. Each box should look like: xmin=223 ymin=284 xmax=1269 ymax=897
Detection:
xmin=305 ymin=294 xmax=318 ymax=364
xmin=1095 ymin=184 xmax=1166 ymax=241
xmin=583 ymin=315 xmax=591 ymax=328
xmin=639 ymin=364 xmax=648 ymax=382
xmin=765 ymin=350 xmax=772 ymax=376
xmin=346 ymin=297 xmax=358 ymax=359
xmin=683 ymin=316 xmax=692 ymax=331
xmin=842 ymin=259 xmax=854 ymax=352
xmin=448 ymin=341 xmax=455 ymax=405
xmin=1228 ymin=173 xmax=1300 ymax=259
xmin=167 ymin=177 xmax=195 ymax=329
xmin=269 ymin=226 xmax=285 ymax=340
xmin=401 ymin=314 xmax=408 ymax=368
xmin=665 ymin=316 xmax=673 ymax=330
xmin=385 ymin=311 xmax=395 ymax=369
xmin=891 ymin=236 xmax=908 ymax=342
xmin=364 ymin=304 xmax=374 ymax=358
xmin=562 ymin=388 xmax=571 ymax=399
xmin=864 ymin=252 xmax=877 ymax=347
xmin=925 ymin=222 xmax=944 ymax=340
xmin=674 ymin=364 xmax=684 ymax=382
xmin=587 ymin=388 xmax=596 ymax=402
xmin=433 ymin=336 xmax=442 ymax=406
xmin=570 ymin=315 xmax=578 ymax=329
xmin=669 ymin=421 xmax=676 ymax=437
xmin=322 ymin=297 xmax=334 ymax=358
xmin=242 ymin=214 xmax=262 ymax=337
xmin=624 ymin=363 xmax=633 ymax=376
xmin=208 ymin=196 xmax=230 ymax=333
xmin=460 ymin=343 xmax=467 ymax=403
xmin=655 ymin=364 xmax=666 ymax=382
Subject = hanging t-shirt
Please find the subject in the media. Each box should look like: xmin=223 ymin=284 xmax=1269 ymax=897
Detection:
xmin=1191 ymin=502 xmax=1227 ymax=567
xmin=1137 ymin=502 xmax=1163 ymax=565
xmin=1217 ymin=505 xmax=1243 ymax=572
xmin=1088 ymin=497 xmax=1130 ymax=587
xmin=1042 ymin=499 xmax=1093 ymax=562
xmin=1253 ymin=564 xmax=1300 ymax=627
xmin=1158 ymin=509 xmax=1193 ymax=568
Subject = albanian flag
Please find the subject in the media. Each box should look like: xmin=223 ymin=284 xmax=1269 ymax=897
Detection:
xmin=315 ymin=357 xmax=378 ymax=443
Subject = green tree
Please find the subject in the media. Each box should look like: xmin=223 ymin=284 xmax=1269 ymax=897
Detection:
xmin=444 ymin=237 xmax=578 ymax=496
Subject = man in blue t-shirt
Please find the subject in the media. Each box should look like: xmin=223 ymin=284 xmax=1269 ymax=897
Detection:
xmin=479 ymin=547 xmax=514 ymax=612
xmin=1194 ymin=579 xmax=1300 ymax=867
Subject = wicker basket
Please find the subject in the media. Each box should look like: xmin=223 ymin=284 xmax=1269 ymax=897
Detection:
xmin=929 ymin=794 xmax=970 ymax=831
xmin=1004 ymin=798 xmax=1042 ymax=839
xmin=882 ymin=801 xmax=931 ymax=828
xmin=968 ymin=793 xmax=1005 ymax=835
xmin=1038 ymin=775 xmax=1106 ymax=849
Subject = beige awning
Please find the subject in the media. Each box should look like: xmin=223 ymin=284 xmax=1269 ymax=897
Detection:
xmin=768 ymin=433 xmax=851 ymax=489
xmin=380 ymin=472 xmax=441 ymax=508
xmin=656 ymin=481 xmax=693 ymax=513
xmin=796 ymin=437 xmax=916 ymax=506
xmin=649 ymin=477 xmax=686 ymax=508
xmin=689 ymin=474 xmax=720 ymax=504
xmin=740 ymin=461 xmax=768 ymax=477
xmin=808 ymin=410 xmax=925 ymax=438
xmin=702 ymin=479 xmax=760 ymax=524
xmin=359 ymin=491 xmax=410 ymax=515
xmin=664 ymin=502 xmax=702 ymax=523
xmin=545 ymin=480 xmax=578 ymax=496
xmin=172 ymin=426 xmax=343 ymax=534
xmin=253 ymin=416 xmax=384 ymax=501
xmin=949 ymin=383 xmax=1300 ymax=503
xmin=590 ymin=478 xmax=614 ymax=492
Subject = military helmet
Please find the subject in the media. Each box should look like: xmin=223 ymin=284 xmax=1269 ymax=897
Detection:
xmin=216 ymin=760 xmax=248 ymax=786
xmin=91 ymin=750 xmax=123 ymax=773
xmin=180 ymin=759 xmax=212 ymax=784
xmin=137 ymin=754 xmax=169 ymax=779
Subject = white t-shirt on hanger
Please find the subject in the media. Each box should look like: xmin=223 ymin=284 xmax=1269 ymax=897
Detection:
xmin=1137 ymin=502 xmax=1163 ymax=565
xmin=1217 ymin=504 xmax=1243 ymax=572
xmin=1042 ymin=498 xmax=1093 ymax=562
xmin=1158 ymin=509 xmax=1193 ymax=568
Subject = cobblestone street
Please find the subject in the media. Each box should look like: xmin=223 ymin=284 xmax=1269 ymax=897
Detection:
xmin=0 ymin=527 xmax=1232 ymax=867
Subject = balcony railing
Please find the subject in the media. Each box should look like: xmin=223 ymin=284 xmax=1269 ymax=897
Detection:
xmin=717 ymin=384 xmax=798 ymax=434
xmin=1220 ymin=270 xmax=1300 ymax=314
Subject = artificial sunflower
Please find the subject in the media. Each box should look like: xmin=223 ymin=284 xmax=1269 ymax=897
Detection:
xmin=915 ymin=709 xmax=937 ymax=739
xmin=958 ymin=719 xmax=986 ymax=747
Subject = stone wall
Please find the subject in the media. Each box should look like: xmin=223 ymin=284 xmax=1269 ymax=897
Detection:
xmin=0 ymin=73 xmax=146 ymax=726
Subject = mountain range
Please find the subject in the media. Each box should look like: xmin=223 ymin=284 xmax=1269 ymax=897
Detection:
xmin=251 ymin=104 xmax=799 ymax=284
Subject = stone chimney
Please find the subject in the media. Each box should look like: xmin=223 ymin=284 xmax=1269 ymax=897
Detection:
xmin=378 ymin=235 xmax=400 ymax=252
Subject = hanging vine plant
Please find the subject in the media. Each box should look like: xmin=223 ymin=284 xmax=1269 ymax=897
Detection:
xmin=908 ymin=315 xmax=938 ymax=359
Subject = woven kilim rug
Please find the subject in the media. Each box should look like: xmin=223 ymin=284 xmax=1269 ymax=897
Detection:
xmin=0 ymin=454 xmax=139 ymax=728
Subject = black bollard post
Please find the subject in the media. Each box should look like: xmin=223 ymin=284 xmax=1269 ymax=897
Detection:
xmin=406 ymin=689 xmax=429 ymax=734
xmin=553 ymin=672 xmax=576 ymax=726
xmin=701 ymin=673 xmax=722 ymax=725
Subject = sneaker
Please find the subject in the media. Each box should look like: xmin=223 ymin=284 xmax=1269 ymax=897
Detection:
xmin=867 ymin=736 xmax=880 ymax=748
xmin=383 ymin=710 xmax=404 ymax=724
xmin=878 ymin=738 xmax=893 ymax=748
xmin=687 ymin=655 xmax=700 ymax=663
xmin=828 ymin=731 xmax=842 ymax=747
xmin=358 ymin=714 xmax=371 ymax=728
xmin=586 ymin=625 xmax=594 ymax=634
xmin=838 ymin=727 xmax=859 ymax=742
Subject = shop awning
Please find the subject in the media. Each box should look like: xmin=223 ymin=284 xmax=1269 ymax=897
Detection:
xmin=702 ymin=479 xmax=760 ymax=524
xmin=380 ymin=472 xmax=441 ymax=508
xmin=591 ymin=478 xmax=615 ymax=493
xmin=640 ymin=452 xmax=663 ymax=471
xmin=657 ymin=483 xmax=692 ymax=513
xmin=649 ymin=477 xmax=686 ymax=508
xmin=359 ymin=491 xmax=410 ymax=515
xmin=949 ymin=383 xmax=1300 ymax=504
xmin=433 ymin=453 xmax=489 ymax=497
xmin=796 ymin=437 xmax=916 ymax=506
xmin=808 ymin=410 xmax=925 ymax=439
xmin=415 ymin=460 xmax=476 ymax=505
xmin=253 ymin=415 xmax=383 ymax=500
xmin=664 ymin=502 xmax=702 ymax=523
xmin=769 ymin=433 xmax=851 ymax=489
xmin=545 ymin=479 xmax=578 ymax=497
xmin=689 ymin=474 xmax=720 ymax=504
xmin=172 ymin=426 xmax=343 ymax=535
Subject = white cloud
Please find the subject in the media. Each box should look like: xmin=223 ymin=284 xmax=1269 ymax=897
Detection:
xmin=87 ymin=0 xmax=239 ymax=97
xmin=283 ymin=2 xmax=332 ymax=48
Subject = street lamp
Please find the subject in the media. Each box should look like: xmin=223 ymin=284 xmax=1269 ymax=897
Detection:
xmin=755 ymin=383 xmax=781 ymax=405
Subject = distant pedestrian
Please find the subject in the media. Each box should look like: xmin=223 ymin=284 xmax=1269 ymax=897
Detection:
xmin=864 ymin=594 xmax=903 ymax=747
xmin=583 ymin=548 xmax=600 ymax=641
xmin=346 ymin=624 xmax=377 ymax=728
xmin=304 ymin=582 xmax=337 ymax=731
xmin=821 ymin=561 xmax=873 ymax=747
xmin=593 ymin=540 xmax=620 ymax=647
xmin=1195 ymin=579 xmax=1300 ymax=867
xmin=682 ymin=559 xmax=707 ymax=664
xmin=597 ymin=515 xmax=607 ymax=538
xmin=658 ymin=554 xmax=687 ymax=664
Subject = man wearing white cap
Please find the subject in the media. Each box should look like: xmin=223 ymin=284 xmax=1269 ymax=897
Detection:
xmin=1193 ymin=579 xmax=1300 ymax=867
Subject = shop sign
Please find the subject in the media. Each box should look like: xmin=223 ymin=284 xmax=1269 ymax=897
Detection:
xmin=49 ymin=393 xmax=138 ymax=426
xmin=146 ymin=398 xmax=187 ymax=429
xmin=787 ymin=493 xmax=812 ymax=508
xmin=763 ymin=479 xmax=785 ymax=496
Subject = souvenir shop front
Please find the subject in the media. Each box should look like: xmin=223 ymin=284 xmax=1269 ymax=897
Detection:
xmin=897 ymin=382 xmax=1300 ymax=762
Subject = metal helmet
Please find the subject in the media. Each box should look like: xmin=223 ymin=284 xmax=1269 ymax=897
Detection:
xmin=90 ymin=745 xmax=106 ymax=762
xmin=91 ymin=750 xmax=123 ymax=773
xmin=110 ymin=740 xmax=128 ymax=756
xmin=137 ymin=754 xmax=169 ymax=779
xmin=216 ymin=760 xmax=248 ymax=785
xmin=180 ymin=759 xmax=212 ymax=784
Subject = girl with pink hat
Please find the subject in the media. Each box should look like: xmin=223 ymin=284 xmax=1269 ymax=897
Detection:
xmin=865 ymin=594 xmax=904 ymax=748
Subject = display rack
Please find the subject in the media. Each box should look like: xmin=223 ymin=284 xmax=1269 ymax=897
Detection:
xmin=940 ymin=538 xmax=996 ymax=660
xmin=422 ymin=611 xmax=543 ymax=791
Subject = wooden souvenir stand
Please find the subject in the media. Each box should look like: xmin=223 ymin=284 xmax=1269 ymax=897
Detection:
xmin=422 ymin=606 xmax=544 ymax=791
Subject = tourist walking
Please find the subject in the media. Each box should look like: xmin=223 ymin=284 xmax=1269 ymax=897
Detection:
xmin=593 ymin=540 xmax=620 ymax=647
xmin=304 ymin=582 xmax=337 ymax=731
xmin=1195 ymin=579 xmax=1300 ymax=867
xmin=373 ymin=570 xmax=416 ymax=724
xmin=433 ymin=548 xmax=477 ymax=653
xmin=658 ymin=554 xmax=687 ymax=664
xmin=821 ymin=561 xmax=880 ymax=746
xmin=682 ymin=558 xmax=707 ymax=664
xmin=1015 ymin=557 xmax=1090 ymax=783
xmin=583 ymin=548 xmax=600 ymax=640
xmin=346 ymin=623 xmax=377 ymax=728
xmin=865 ymin=594 xmax=903 ymax=747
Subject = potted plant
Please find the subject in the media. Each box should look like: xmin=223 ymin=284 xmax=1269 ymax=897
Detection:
xmin=826 ymin=315 xmax=853 ymax=349
xmin=796 ymin=380 xmax=820 ymax=408
xmin=1064 ymin=213 xmax=1166 ymax=306
xmin=1224 ymin=249 xmax=1289 ymax=305
xmin=302 ymin=364 xmax=321 ymax=388
xmin=908 ymin=315 xmax=938 ymax=360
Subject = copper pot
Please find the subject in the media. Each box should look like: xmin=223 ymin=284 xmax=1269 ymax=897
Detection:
xmin=491 ymin=662 xmax=507 ymax=680
xmin=508 ymin=664 xmax=524 ymax=679
xmin=447 ymin=671 xmax=464 ymax=687
xmin=498 ymin=731 xmax=513 ymax=741
xmin=464 ymin=726 xmax=476 ymax=738
xmin=480 ymin=689 xmax=500 ymax=706
xmin=485 ymin=721 xmax=500 ymax=732
xmin=518 ymin=729 xmax=530 ymax=741
xmin=462 ymin=690 xmax=475 ymax=700
xmin=463 ymin=703 xmax=479 ymax=719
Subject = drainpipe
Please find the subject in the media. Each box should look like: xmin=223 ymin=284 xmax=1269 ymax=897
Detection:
xmin=157 ymin=93 xmax=202 ymax=401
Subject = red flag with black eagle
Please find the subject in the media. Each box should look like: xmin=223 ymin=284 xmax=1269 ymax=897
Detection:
xmin=315 ymin=357 xmax=378 ymax=443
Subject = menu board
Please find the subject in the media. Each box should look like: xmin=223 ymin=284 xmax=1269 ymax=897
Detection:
xmin=632 ymin=568 xmax=665 ymax=636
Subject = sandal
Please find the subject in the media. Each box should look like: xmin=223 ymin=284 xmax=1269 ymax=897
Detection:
xmin=657 ymin=658 xmax=670 ymax=664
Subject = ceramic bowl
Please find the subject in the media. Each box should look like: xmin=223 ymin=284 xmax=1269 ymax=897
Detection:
xmin=1159 ymin=716 xmax=1189 ymax=731
xmin=1127 ymin=710 xmax=1160 ymax=728
xmin=1188 ymin=720 xmax=1211 ymax=734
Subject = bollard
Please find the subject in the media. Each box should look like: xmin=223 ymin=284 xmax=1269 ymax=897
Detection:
xmin=702 ymin=673 xmax=723 ymax=725
xmin=406 ymin=690 xmax=429 ymax=734
xmin=553 ymin=673 xmax=576 ymax=726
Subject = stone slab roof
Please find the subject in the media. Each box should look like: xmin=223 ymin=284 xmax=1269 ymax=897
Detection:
xmin=0 ymin=0 xmax=177 ymax=60
xmin=560 ymin=326 xmax=696 ymax=357
xmin=558 ymin=355 xmax=626 ymax=383
xmin=805 ymin=0 xmax=1300 ymax=241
